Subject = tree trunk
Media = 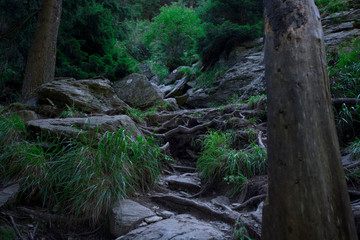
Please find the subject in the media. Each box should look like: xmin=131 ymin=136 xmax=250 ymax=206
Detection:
xmin=22 ymin=0 xmax=62 ymax=104
xmin=261 ymin=1 xmax=357 ymax=239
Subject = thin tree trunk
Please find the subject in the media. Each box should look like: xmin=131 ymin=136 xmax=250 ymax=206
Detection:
xmin=22 ymin=0 xmax=62 ymax=104
xmin=261 ymin=0 xmax=357 ymax=239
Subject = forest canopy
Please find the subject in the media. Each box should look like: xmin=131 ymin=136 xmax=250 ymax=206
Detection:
xmin=0 ymin=0 xmax=263 ymax=100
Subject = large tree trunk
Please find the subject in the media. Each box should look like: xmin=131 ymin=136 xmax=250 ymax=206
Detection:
xmin=22 ymin=0 xmax=62 ymax=104
xmin=261 ymin=0 xmax=357 ymax=239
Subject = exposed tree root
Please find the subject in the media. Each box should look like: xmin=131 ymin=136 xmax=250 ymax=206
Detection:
xmin=232 ymin=194 xmax=267 ymax=211
xmin=151 ymin=193 xmax=239 ymax=224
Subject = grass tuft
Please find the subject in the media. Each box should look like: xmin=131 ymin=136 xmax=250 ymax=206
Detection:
xmin=196 ymin=130 xmax=267 ymax=195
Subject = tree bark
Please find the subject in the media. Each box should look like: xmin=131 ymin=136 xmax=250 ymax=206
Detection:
xmin=262 ymin=1 xmax=357 ymax=239
xmin=22 ymin=0 xmax=62 ymax=104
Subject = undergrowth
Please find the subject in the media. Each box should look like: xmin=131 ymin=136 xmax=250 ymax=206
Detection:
xmin=0 ymin=112 xmax=164 ymax=224
xmin=197 ymin=130 xmax=267 ymax=196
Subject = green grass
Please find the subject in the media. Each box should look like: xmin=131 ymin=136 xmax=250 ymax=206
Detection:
xmin=0 ymin=225 xmax=16 ymax=240
xmin=0 ymin=112 xmax=165 ymax=224
xmin=315 ymin=0 xmax=350 ymax=14
xmin=196 ymin=130 xmax=267 ymax=195
xmin=330 ymin=39 xmax=360 ymax=98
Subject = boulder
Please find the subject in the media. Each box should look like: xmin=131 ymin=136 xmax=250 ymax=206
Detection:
xmin=116 ymin=214 xmax=226 ymax=240
xmin=165 ymin=76 xmax=189 ymax=99
xmin=164 ymin=173 xmax=201 ymax=193
xmin=110 ymin=199 xmax=156 ymax=237
xmin=113 ymin=74 xmax=164 ymax=109
xmin=37 ymin=78 xmax=129 ymax=114
xmin=26 ymin=115 xmax=142 ymax=140
xmin=0 ymin=183 xmax=20 ymax=208
xmin=163 ymin=66 xmax=187 ymax=85
xmin=139 ymin=65 xmax=154 ymax=80
xmin=164 ymin=98 xmax=179 ymax=111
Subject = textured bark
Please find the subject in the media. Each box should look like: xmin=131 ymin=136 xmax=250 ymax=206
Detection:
xmin=262 ymin=1 xmax=357 ymax=239
xmin=22 ymin=0 xmax=62 ymax=103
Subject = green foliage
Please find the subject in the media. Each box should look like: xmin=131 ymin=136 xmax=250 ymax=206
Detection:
xmin=146 ymin=2 xmax=204 ymax=70
xmin=123 ymin=20 xmax=152 ymax=62
xmin=0 ymin=225 xmax=16 ymax=240
xmin=0 ymin=111 xmax=164 ymax=224
xmin=196 ymin=0 xmax=263 ymax=68
xmin=198 ymin=21 xmax=261 ymax=68
xmin=346 ymin=137 xmax=360 ymax=160
xmin=315 ymin=0 xmax=350 ymax=14
xmin=247 ymin=94 xmax=267 ymax=109
xmin=197 ymin=0 xmax=263 ymax=26
xmin=334 ymin=103 xmax=360 ymax=143
xmin=197 ymin=130 xmax=267 ymax=195
xmin=329 ymin=39 xmax=360 ymax=98
xmin=56 ymin=1 xmax=139 ymax=80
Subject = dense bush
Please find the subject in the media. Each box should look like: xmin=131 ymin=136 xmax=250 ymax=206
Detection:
xmin=56 ymin=1 xmax=139 ymax=80
xmin=145 ymin=2 xmax=204 ymax=70
xmin=198 ymin=21 xmax=261 ymax=68
xmin=196 ymin=0 xmax=263 ymax=69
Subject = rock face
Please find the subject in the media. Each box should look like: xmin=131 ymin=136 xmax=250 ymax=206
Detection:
xmin=116 ymin=214 xmax=226 ymax=240
xmin=185 ymin=9 xmax=360 ymax=108
xmin=26 ymin=115 xmax=142 ymax=139
xmin=37 ymin=78 xmax=129 ymax=114
xmin=186 ymin=49 xmax=265 ymax=108
xmin=110 ymin=199 xmax=156 ymax=237
xmin=322 ymin=9 xmax=360 ymax=50
xmin=113 ymin=73 xmax=164 ymax=109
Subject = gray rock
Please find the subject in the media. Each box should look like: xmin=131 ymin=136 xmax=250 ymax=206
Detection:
xmin=211 ymin=196 xmax=231 ymax=207
xmin=186 ymin=50 xmax=265 ymax=108
xmin=158 ymin=85 xmax=173 ymax=96
xmin=164 ymin=174 xmax=201 ymax=193
xmin=116 ymin=214 xmax=226 ymax=240
xmin=113 ymin=74 xmax=164 ymax=109
xmin=38 ymin=78 xmax=129 ymax=114
xmin=110 ymin=199 xmax=156 ymax=237
xmin=139 ymin=65 xmax=154 ymax=80
xmin=158 ymin=210 xmax=175 ymax=219
xmin=175 ymin=93 xmax=189 ymax=106
xmin=150 ymin=75 xmax=160 ymax=85
xmin=26 ymin=115 xmax=142 ymax=140
xmin=165 ymin=76 xmax=189 ymax=98
xmin=0 ymin=183 xmax=20 ymax=208
xmin=322 ymin=10 xmax=360 ymax=50
xmin=163 ymin=66 xmax=187 ymax=85
xmin=144 ymin=216 xmax=163 ymax=224
xmin=164 ymin=98 xmax=179 ymax=110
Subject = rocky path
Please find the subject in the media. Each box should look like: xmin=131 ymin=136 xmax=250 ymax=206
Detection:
xmin=110 ymin=103 xmax=268 ymax=240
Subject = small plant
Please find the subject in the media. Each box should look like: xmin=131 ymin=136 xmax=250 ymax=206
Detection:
xmin=247 ymin=94 xmax=267 ymax=109
xmin=346 ymin=138 xmax=360 ymax=160
xmin=233 ymin=223 xmax=254 ymax=240
xmin=60 ymin=104 xmax=85 ymax=118
xmin=197 ymin=130 xmax=267 ymax=196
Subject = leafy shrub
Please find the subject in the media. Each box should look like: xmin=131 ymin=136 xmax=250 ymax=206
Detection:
xmin=146 ymin=2 xmax=204 ymax=70
xmin=198 ymin=22 xmax=261 ymax=68
xmin=197 ymin=130 xmax=267 ymax=195
xmin=123 ymin=20 xmax=152 ymax=62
